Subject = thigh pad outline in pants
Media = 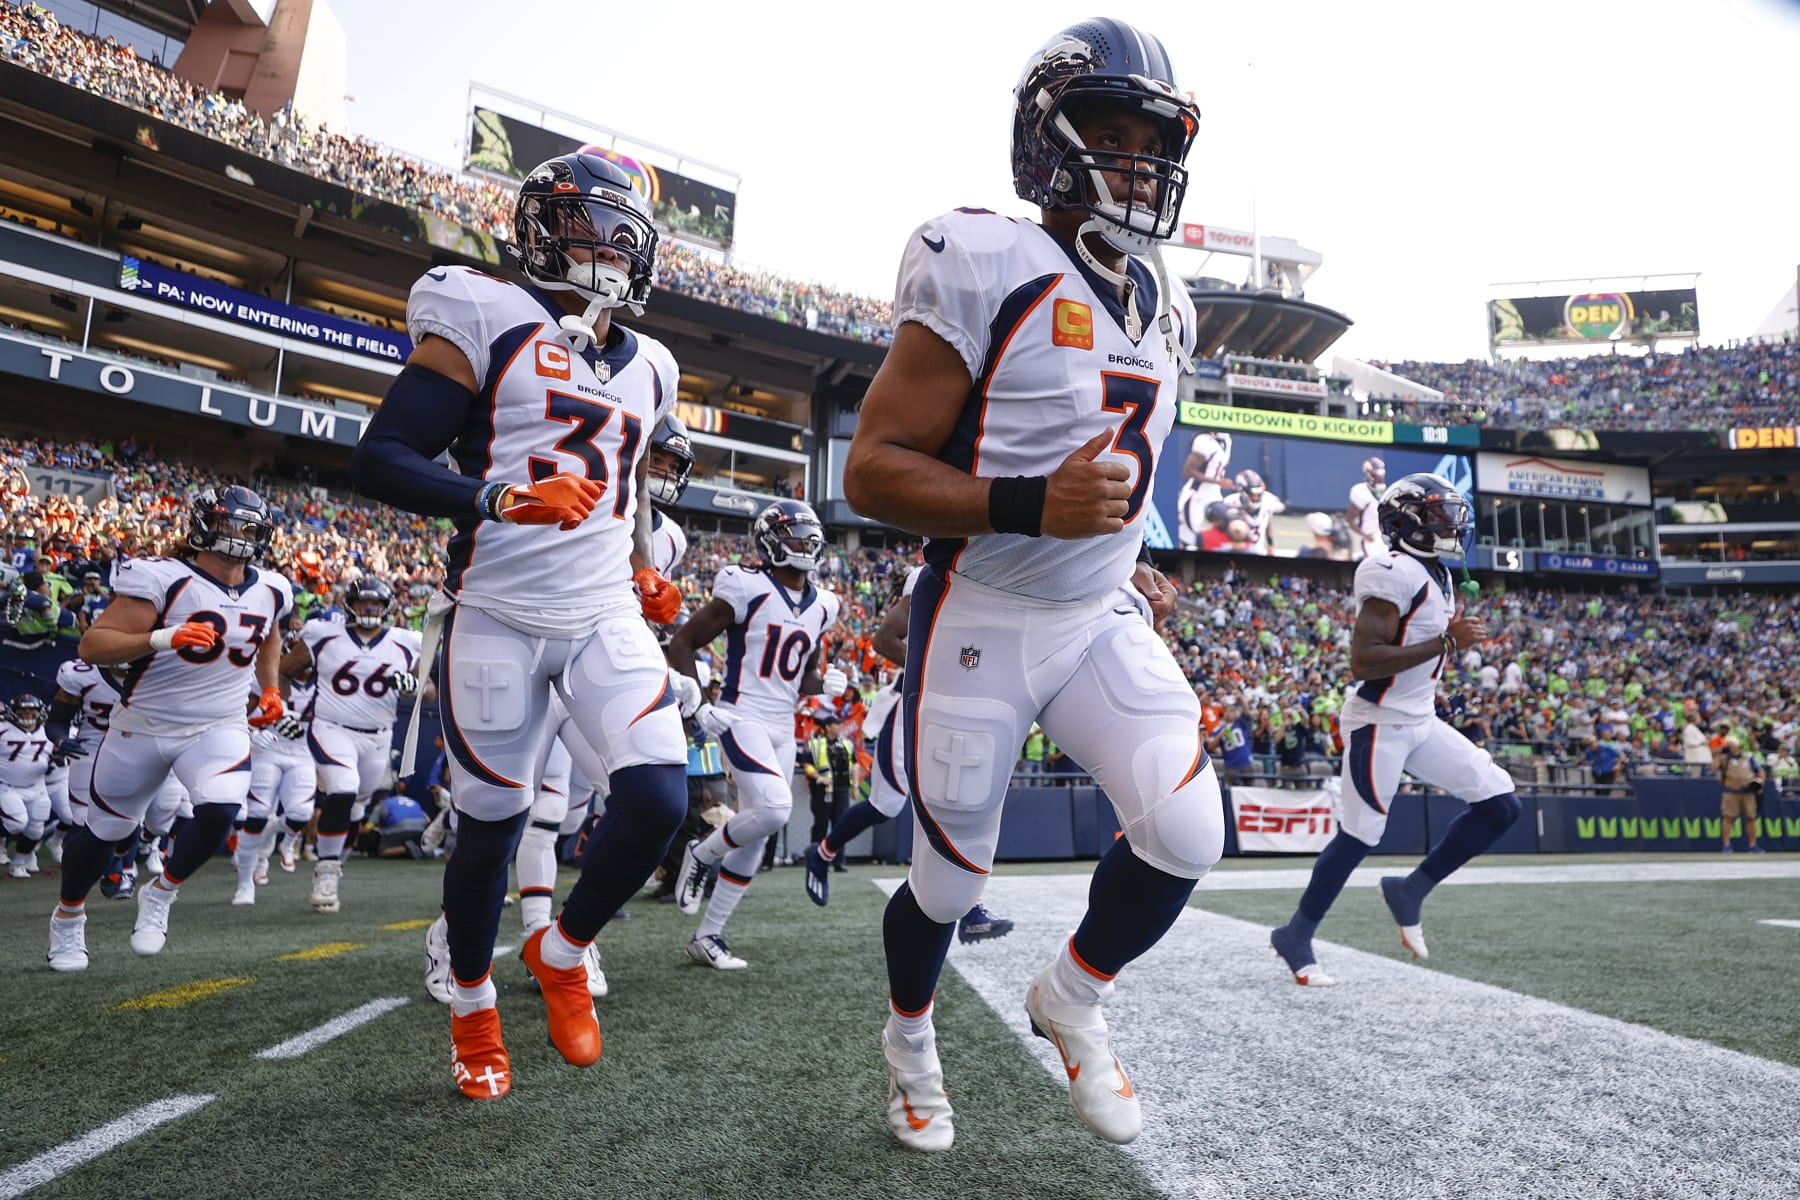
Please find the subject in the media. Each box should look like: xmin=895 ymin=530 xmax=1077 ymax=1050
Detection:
xmin=868 ymin=706 xmax=909 ymax=820
xmin=718 ymin=719 xmax=795 ymax=843
xmin=1336 ymin=719 xmax=1428 ymax=848
xmin=170 ymin=725 xmax=254 ymax=812
xmin=20 ymin=784 xmax=52 ymax=839
xmin=308 ymin=722 xmax=364 ymax=797
xmin=558 ymin=615 xmax=687 ymax=773
xmin=350 ymin=727 xmax=391 ymax=801
xmin=1040 ymin=612 xmax=1221 ymax=879
xmin=89 ymin=730 xmax=179 ymax=841
xmin=441 ymin=604 xmax=557 ymax=822
xmin=0 ymin=785 xmax=27 ymax=836
xmin=1401 ymin=718 xmax=1517 ymax=802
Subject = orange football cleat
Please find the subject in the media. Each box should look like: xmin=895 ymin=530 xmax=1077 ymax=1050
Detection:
xmin=522 ymin=925 xmax=601 ymax=1067
xmin=450 ymin=1007 xmax=512 ymax=1101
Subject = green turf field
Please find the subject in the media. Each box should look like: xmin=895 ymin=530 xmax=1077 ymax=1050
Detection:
xmin=2 ymin=853 xmax=1798 ymax=1199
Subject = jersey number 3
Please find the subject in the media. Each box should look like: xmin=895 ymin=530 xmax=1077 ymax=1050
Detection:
xmin=1101 ymin=372 xmax=1158 ymax=521
xmin=532 ymin=390 xmax=644 ymax=519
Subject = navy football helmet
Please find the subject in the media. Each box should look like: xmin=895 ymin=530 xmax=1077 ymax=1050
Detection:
xmin=647 ymin=413 xmax=695 ymax=506
xmin=1233 ymin=468 xmax=1266 ymax=506
xmin=752 ymin=500 xmax=824 ymax=574
xmin=1379 ymin=473 xmax=1472 ymax=559
xmin=6 ymin=693 xmax=45 ymax=732
xmin=1012 ymin=18 xmax=1200 ymax=254
xmin=345 ymin=578 xmax=395 ymax=630
xmin=1362 ymin=456 xmax=1387 ymax=496
xmin=513 ymin=154 xmax=657 ymax=315
xmin=188 ymin=485 xmax=272 ymax=562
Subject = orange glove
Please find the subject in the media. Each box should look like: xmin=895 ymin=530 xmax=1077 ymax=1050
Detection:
xmin=150 ymin=621 xmax=219 ymax=653
xmin=500 ymin=474 xmax=604 ymax=530
xmin=634 ymin=568 xmax=682 ymax=624
xmin=248 ymin=686 xmax=284 ymax=729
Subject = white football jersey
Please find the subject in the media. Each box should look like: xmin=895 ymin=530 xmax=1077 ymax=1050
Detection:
xmin=1236 ymin=494 xmax=1286 ymax=555
xmin=901 ymin=564 xmax=923 ymax=600
xmin=1187 ymin=432 xmax=1232 ymax=501
xmin=892 ymin=209 xmax=1196 ymax=602
xmin=0 ymin=718 xmax=50 ymax=787
xmin=301 ymin=618 xmax=421 ymax=731
xmin=111 ymin=557 xmax=294 ymax=736
xmin=1349 ymin=481 xmax=1383 ymax=553
xmin=407 ymin=266 xmax=678 ymax=637
xmin=651 ymin=508 xmax=687 ymax=577
xmin=55 ymin=658 xmax=120 ymax=751
xmin=713 ymin=564 xmax=840 ymax=724
xmin=1340 ymin=549 xmax=1455 ymax=724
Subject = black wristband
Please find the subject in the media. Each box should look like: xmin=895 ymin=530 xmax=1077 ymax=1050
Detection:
xmin=988 ymin=475 xmax=1048 ymax=537
xmin=1137 ymin=540 xmax=1155 ymax=566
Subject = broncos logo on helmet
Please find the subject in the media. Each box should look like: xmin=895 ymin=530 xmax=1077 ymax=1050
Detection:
xmin=344 ymin=578 xmax=396 ymax=630
xmin=752 ymin=500 xmax=825 ymax=575
xmin=1378 ymin=473 xmax=1472 ymax=559
xmin=512 ymin=154 xmax=658 ymax=316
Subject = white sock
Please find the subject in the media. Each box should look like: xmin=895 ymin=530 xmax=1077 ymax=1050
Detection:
xmin=235 ymin=850 xmax=257 ymax=886
xmin=696 ymin=872 xmax=748 ymax=939
xmin=450 ymin=974 xmax=496 ymax=1016
xmin=316 ymin=832 xmax=347 ymax=860
xmin=539 ymin=920 xmax=586 ymax=970
xmin=521 ymin=896 xmax=553 ymax=933
xmin=887 ymin=999 xmax=935 ymax=1050
xmin=1046 ymin=938 xmax=1113 ymax=1010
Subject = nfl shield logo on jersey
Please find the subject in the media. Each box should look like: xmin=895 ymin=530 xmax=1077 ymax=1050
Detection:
xmin=959 ymin=645 xmax=981 ymax=670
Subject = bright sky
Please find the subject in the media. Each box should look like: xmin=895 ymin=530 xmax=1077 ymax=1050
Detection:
xmin=338 ymin=0 xmax=1800 ymax=363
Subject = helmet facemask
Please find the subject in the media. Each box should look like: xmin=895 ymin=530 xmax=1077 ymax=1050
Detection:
xmin=646 ymin=439 xmax=694 ymax=506
xmin=1041 ymin=87 xmax=1195 ymax=255
xmin=518 ymin=192 xmax=656 ymax=316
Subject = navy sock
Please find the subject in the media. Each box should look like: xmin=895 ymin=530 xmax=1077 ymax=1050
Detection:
xmin=824 ymin=800 xmax=888 ymax=857
xmin=163 ymin=802 xmax=237 ymax=882
xmin=441 ymin=810 xmax=527 ymax=984
xmin=58 ymin=826 xmax=119 ymax=906
xmin=316 ymin=792 xmax=357 ymax=858
xmin=1070 ymin=834 xmax=1198 ymax=977
xmin=883 ymin=881 xmax=956 ymax=1014
xmin=1291 ymin=830 xmax=1374 ymax=936
xmin=1408 ymin=793 xmax=1522 ymax=897
xmin=558 ymin=763 xmax=687 ymax=943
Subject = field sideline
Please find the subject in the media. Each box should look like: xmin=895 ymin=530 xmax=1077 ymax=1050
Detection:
xmin=2 ymin=853 xmax=1798 ymax=1199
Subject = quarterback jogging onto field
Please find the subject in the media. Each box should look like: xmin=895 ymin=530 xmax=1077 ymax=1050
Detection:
xmin=842 ymin=19 xmax=1219 ymax=1151
xmin=1270 ymin=474 xmax=1520 ymax=986
xmin=350 ymin=153 xmax=688 ymax=1101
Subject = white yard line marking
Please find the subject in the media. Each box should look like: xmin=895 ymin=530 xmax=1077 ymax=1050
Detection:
xmin=492 ymin=944 xmax=515 ymax=957
xmin=1758 ymin=918 xmax=1800 ymax=930
xmin=0 ymin=1094 xmax=215 ymax=1200
xmin=254 ymin=997 xmax=410 ymax=1061
xmin=1194 ymin=859 xmax=1800 ymax=892
xmin=879 ymin=875 xmax=1800 ymax=1200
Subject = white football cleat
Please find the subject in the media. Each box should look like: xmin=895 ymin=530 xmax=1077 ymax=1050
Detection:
xmin=883 ymin=1026 xmax=954 ymax=1152
xmin=8 ymin=857 xmax=31 ymax=879
xmin=278 ymin=835 xmax=298 ymax=873
xmin=47 ymin=830 xmax=64 ymax=864
xmin=131 ymin=880 xmax=178 ymax=956
xmin=674 ymin=840 xmax=711 ymax=916
xmin=1026 ymin=966 xmax=1142 ymax=1145
xmin=1396 ymin=923 xmax=1429 ymax=960
xmin=584 ymin=941 xmax=609 ymax=998
xmin=309 ymin=860 xmax=342 ymax=914
xmin=141 ymin=844 xmax=165 ymax=877
xmin=231 ymin=880 xmax=256 ymax=906
xmin=684 ymin=933 xmax=747 ymax=970
xmin=424 ymin=915 xmax=453 ymax=1005
xmin=47 ymin=911 xmax=89 ymax=972
xmin=253 ymin=853 xmax=270 ymax=886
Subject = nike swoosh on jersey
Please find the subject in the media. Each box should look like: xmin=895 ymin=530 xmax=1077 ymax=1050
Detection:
xmin=426 ymin=269 xmax=448 ymax=281
xmin=1373 ymin=560 xmax=1393 ymax=569
xmin=920 ymin=234 xmax=945 ymax=253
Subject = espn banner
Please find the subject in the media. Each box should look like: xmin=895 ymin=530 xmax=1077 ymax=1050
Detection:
xmin=467 ymin=106 xmax=736 ymax=249
xmin=1489 ymin=289 xmax=1699 ymax=347
xmin=1230 ymin=786 xmax=1336 ymax=853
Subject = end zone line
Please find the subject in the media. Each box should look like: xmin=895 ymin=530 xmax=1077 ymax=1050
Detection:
xmin=1758 ymin=919 xmax=1800 ymax=930
xmin=254 ymin=997 xmax=410 ymax=1061
xmin=0 ymin=1094 xmax=215 ymax=1200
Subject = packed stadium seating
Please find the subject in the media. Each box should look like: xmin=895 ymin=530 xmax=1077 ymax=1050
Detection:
xmin=4 ymin=435 xmax=1795 ymax=790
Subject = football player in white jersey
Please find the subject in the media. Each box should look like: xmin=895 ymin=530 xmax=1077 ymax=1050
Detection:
xmin=48 ymin=486 xmax=291 ymax=971
xmin=1176 ymin=430 xmax=1233 ymax=549
xmin=350 ymin=153 xmax=688 ymax=1100
xmin=279 ymin=577 xmax=422 ymax=913
xmin=1 ymin=695 xmax=55 ymax=877
xmin=1347 ymin=455 xmax=1387 ymax=559
xmin=1270 ymin=474 xmax=1519 ymax=986
xmin=801 ymin=564 xmax=1014 ymax=942
xmin=232 ymin=671 xmax=312 ymax=904
xmin=840 ymin=21 xmax=1220 ymax=1151
xmin=645 ymin=413 xmax=693 ymax=590
xmin=48 ymin=658 xmax=118 ymax=830
xmin=1229 ymin=469 xmax=1285 ymax=555
xmin=667 ymin=500 xmax=838 ymax=969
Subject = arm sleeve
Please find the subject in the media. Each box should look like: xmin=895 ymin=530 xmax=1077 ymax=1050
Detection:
xmin=349 ymin=365 xmax=486 ymax=518
xmin=710 ymin=566 xmax=754 ymax=624
xmin=891 ymin=217 xmax=991 ymax=383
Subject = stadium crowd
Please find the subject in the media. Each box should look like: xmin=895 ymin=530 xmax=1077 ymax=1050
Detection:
xmin=0 ymin=1 xmax=891 ymax=345
xmin=4 ymin=435 xmax=1797 ymax=791
xmin=1370 ymin=341 xmax=1800 ymax=431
